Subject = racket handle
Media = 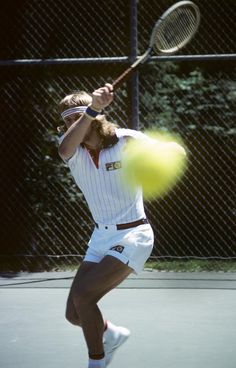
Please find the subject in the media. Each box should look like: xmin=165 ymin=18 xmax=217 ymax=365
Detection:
xmin=112 ymin=66 xmax=136 ymax=90
xmin=112 ymin=50 xmax=149 ymax=90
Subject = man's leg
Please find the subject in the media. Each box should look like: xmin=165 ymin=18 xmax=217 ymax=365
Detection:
xmin=66 ymin=260 xmax=130 ymax=327
xmin=66 ymin=261 xmax=96 ymax=326
xmin=70 ymin=255 xmax=132 ymax=364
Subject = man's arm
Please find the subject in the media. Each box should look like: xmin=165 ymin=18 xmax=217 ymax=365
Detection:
xmin=58 ymin=113 xmax=95 ymax=160
xmin=58 ymin=83 xmax=114 ymax=160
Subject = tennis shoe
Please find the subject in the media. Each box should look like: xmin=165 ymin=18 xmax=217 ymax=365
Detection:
xmin=103 ymin=322 xmax=130 ymax=366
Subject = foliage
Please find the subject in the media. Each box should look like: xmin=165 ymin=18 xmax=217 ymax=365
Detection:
xmin=140 ymin=62 xmax=236 ymax=134
xmin=145 ymin=260 xmax=236 ymax=272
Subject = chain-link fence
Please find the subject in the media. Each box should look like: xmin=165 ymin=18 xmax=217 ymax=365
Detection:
xmin=1 ymin=0 xmax=236 ymax=58
xmin=0 ymin=0 xmax=235 ymax=271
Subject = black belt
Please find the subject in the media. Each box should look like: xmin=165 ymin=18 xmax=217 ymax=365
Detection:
xmin=95 ymin=218 xmax=149 ymax=230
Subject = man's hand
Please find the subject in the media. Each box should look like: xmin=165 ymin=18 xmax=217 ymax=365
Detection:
xmin=90 ymin=83 xmax=114 ymax=111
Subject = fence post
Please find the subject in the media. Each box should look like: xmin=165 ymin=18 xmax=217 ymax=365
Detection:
xmin=130 ymin=0 xmax=139 ymax=130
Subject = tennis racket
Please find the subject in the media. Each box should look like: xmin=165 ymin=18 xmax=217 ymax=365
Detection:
xmin=112 ymin=1 xmax=200 ymax=89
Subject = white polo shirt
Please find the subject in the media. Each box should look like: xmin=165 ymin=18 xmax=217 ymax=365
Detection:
xmin=61 ymin=128 xmax=149 ymax=225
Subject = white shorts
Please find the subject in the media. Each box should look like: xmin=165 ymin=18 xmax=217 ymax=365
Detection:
xmin=84 ymin=223 xmax=154 ymax=274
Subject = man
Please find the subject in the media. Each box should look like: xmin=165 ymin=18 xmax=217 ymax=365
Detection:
xmin=58 ymin=83 xmax=154 ymax=368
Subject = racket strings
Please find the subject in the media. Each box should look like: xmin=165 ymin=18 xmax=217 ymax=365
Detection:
xmin=153 ymin=7 xmax=199 ymax=53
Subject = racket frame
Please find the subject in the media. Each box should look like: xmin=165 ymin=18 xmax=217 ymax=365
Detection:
xmin=112 ymin=0 xmax=200 ymax=89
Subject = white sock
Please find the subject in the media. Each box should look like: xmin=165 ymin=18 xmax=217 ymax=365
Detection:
xmin=88 ymin=357 xmax=106 ymax=368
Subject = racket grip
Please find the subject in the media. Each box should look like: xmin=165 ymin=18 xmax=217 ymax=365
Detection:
xmin=112 ymin=66 xmax=135 ymax=90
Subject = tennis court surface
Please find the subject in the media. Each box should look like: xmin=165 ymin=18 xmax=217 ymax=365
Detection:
xmin=1 ymin=270 xmax=236 ymax=368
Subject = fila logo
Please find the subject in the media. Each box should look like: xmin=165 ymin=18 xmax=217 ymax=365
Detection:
xmin=110 ymin=245 xmax=124 ymax=253
xmin=106 ymin=161 xmax=122 ymax=171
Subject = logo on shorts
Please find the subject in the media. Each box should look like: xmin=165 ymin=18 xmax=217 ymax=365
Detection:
xmin=110 ymin=245 xmax=124 ymax=253
xmin=106 ymin=161 xmax=122 ymax=171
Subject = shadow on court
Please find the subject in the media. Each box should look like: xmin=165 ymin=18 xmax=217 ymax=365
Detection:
xmin=0 ymin=271 xmax=236 ymax=368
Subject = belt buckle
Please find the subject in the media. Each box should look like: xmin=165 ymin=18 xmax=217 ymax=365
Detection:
xmin=95 ymin=223 xmax=117 ymax=231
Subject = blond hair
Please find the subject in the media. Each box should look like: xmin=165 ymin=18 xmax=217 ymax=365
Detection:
xmin=59 ymin=91 xmax=92 ymax=114
xmin=58 ymin=91 xmax=118 ymax=144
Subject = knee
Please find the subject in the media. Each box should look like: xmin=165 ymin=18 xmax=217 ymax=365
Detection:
xmin=65 ymin=295 xmax=81 ymax=326
xmin=65 ymin=307 xmax=81 ymax=326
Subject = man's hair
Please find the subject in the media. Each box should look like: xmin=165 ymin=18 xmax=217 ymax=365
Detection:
xmin=59 ymin=91 xmax=92 ymax=114
xmin=58 ymin=91 xmax=118 ymax=143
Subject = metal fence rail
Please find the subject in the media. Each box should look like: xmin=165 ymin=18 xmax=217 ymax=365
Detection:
xmin=0 ymin=0 xmax=235 ymax=271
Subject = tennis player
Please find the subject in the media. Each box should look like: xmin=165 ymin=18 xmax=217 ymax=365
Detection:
xmin=58 ymin=83 xmax=154 ymax=368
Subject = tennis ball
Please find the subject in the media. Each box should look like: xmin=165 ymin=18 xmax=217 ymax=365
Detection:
xmin=122 ymin=132 xmax=187 ymax=199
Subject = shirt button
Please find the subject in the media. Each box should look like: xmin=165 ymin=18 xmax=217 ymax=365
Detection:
xmin=105 ymin=226 xmax=108 ymax=229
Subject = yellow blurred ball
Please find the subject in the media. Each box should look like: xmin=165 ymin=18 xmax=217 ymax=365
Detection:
xmin=122 ymin=131 xmax=187 ymax=199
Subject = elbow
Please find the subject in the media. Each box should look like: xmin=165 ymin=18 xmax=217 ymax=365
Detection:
xmin=168 ymin=142 xmax=186 ymax=157
xmin=177 ymin=144 xmax=186 ymax=157
xmin=58 ymin=142 xmax=72 ymax=160
xmin=58 ymin=141 xmax=65 ymax=157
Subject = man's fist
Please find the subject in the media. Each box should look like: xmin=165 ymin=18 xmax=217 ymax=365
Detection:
xmin=91 ymin=83 xmax=114 ymax=111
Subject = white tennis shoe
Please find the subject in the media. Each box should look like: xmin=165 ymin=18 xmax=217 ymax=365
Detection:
xmin=103 ymin=321 xmax=130 ymax=366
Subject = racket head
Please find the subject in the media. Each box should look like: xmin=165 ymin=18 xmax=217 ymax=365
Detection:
xmin=150 ymin=1 xmax=200 ymax=54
